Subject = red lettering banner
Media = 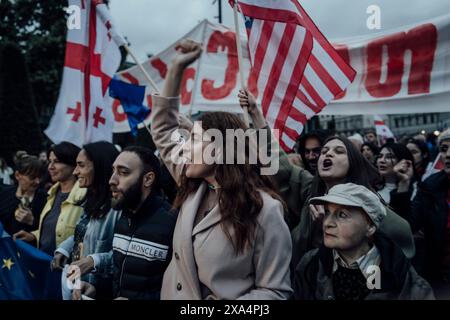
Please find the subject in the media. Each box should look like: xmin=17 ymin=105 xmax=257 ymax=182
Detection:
xmin=113 ymin=15 xmax=450 ymax=133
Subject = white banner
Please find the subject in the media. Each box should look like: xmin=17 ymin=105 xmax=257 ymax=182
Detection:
xmin=322 ymin=13 xmax=450 ymax=115
xmin=114 ymin=20 xmax=252 ymax=133
xmin=113 ymin=15 xmax=450 ymax=133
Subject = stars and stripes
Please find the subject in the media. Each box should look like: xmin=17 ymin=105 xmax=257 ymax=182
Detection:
xmin=232 ymin=0 xmax=356 ymax=150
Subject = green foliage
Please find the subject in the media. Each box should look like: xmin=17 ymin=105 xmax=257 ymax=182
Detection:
xmin=0 ymin=0 xmax=130 ymax=156
xmin=0 ymin=0 xmax=67 ymax=131
xmin=0 ymin=42 xmax=43 ymax=162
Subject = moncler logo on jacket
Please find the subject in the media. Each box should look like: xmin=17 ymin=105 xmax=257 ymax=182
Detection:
xmin=113 ymin=233 xmax=169 ymax=262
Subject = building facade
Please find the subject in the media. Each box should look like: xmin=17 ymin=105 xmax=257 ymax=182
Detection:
xmin=318 ymin=113 xmax=450 ymax=137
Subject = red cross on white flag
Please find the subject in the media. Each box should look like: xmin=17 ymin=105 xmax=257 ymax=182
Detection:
xmin=67 ymin=102 xmax=82 ymax=122
xmin=45 ymin=0 xmax=123 ymax=146
xmin=374 ymin=115 xmax=395 ymax=144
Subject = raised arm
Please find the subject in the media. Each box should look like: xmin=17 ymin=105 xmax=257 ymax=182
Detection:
xmin=237 ymin=89 xmax=293 ymax=183
xmin=238 ymin=89 xmax=313 ymax=230
xmin=150 ymin=40 xmax=202 ymax=183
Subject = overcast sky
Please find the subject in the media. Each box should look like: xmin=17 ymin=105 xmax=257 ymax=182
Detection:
xmin=109 ymin=0 xmax=450 ymax=61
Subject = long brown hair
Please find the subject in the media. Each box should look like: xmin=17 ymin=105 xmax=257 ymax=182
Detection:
xmin=173 ymin=112 xmax=284 ymax=255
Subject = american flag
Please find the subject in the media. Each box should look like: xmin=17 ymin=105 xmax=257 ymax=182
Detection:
xmin=231 ymin=0 xmax=356 ymax=151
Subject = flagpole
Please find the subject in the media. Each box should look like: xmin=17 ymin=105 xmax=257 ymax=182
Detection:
xmin=188 ymin=20 xmax=208 ymax=120
xmin=95 ymin=5 xmax=156 ymax=137
xmin=232 ymin=1 xmax=250 ymax=127
xmin=374 ymin=116 xmax=381 ymax=147
xmin=143 ymin=121 xmax=152 ymax=136
xmin=122 ymin=44 xmax=159 ymax=136
xmin=123 ymin=44 xmax=160 ymax=94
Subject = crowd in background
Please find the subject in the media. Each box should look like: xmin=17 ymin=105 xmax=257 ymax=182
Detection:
xmin=0 ymin=40 xmax=449 ymax=300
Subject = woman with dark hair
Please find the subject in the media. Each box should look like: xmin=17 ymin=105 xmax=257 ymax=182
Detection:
xmin=361 ymin=142 xmax=379 ymax=165
xmin=0 ymin=153 xmax=47 ymax=234
xmin=406 ymin=139 xmax=430 ymax=181
xmin=376 ymin=142 xmax=416 ymax=204
xmin=51 ymin=141 xmax=119 ymax=300
xmin=240 ymin=91 xmax=415 ymax=272
xmin=151 ymin=40 xmax=292 ymax=300
xmin=14 ymin=142 xmax=86 ymax=256
xmin=294 ymin=137 xmax=413 ymax=268
xmin=310 ymin=136 xmax=381 ymax=198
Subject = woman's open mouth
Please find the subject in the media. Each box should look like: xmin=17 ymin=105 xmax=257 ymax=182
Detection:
xmin=322 ymin=159 xmax=333 ymax=170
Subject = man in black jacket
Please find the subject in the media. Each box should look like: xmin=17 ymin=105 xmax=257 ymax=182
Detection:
xmin=78 ymin=146 xmax=177 ymax=300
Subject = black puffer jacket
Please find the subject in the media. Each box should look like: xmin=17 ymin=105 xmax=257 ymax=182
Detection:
xmin=112 ymin=194 xmax=177 ymax=299
xmin=390 ymin=170 xmax=449 ymax=283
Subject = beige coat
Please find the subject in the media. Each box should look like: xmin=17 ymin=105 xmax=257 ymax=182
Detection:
xmin=151 ymin=95 xmax=293 ymax=300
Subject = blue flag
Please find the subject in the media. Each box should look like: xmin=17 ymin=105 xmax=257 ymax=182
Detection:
xmin=109 ymin=78 xmax=150 ymax=136
xmin=0 ymin=222 xmax=61 ymax=300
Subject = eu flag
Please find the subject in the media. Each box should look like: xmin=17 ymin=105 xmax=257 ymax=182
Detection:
xmin=109 ymin=78 xmax=150 ymax=136
xmin=0 ymin=222 xmax=61 ymax=300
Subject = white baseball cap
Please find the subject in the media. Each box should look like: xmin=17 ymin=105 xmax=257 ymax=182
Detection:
xmin=309 ymin=183 xmax=386 ymax=227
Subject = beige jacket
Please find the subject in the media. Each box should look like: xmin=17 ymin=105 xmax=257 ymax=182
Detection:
xmin=151 ymin=95 xmax=293 ymax=300
xmin=32 ymin=181 xmax=85 ymax=248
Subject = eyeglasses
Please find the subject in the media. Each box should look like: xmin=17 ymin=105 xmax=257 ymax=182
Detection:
xmin=440 ymin=144 xmax=449 ymax=153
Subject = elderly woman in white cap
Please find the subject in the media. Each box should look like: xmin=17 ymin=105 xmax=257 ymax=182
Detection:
xmin=293 ymin=183 xmax=434 ymax=300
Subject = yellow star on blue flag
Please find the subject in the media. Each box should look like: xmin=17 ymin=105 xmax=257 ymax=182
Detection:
xmin=1 ymin=221 xmax=61 ymax=299
xmin=2 ymin=258 xmax=14 ymax=270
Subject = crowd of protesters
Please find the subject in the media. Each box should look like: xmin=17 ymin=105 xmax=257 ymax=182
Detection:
xmin=1 ymin=39 xmax=450 ymax=300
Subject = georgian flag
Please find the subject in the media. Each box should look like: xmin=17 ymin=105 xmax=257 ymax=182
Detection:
xmin=374 ymin=115 xmax=395 ymax=144
xmin=45 ymin=0 xmax=124 ymax=146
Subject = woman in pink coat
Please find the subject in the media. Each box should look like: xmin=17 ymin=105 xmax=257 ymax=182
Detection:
xmin=151 ymin=40 xmax=293 ymax=300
